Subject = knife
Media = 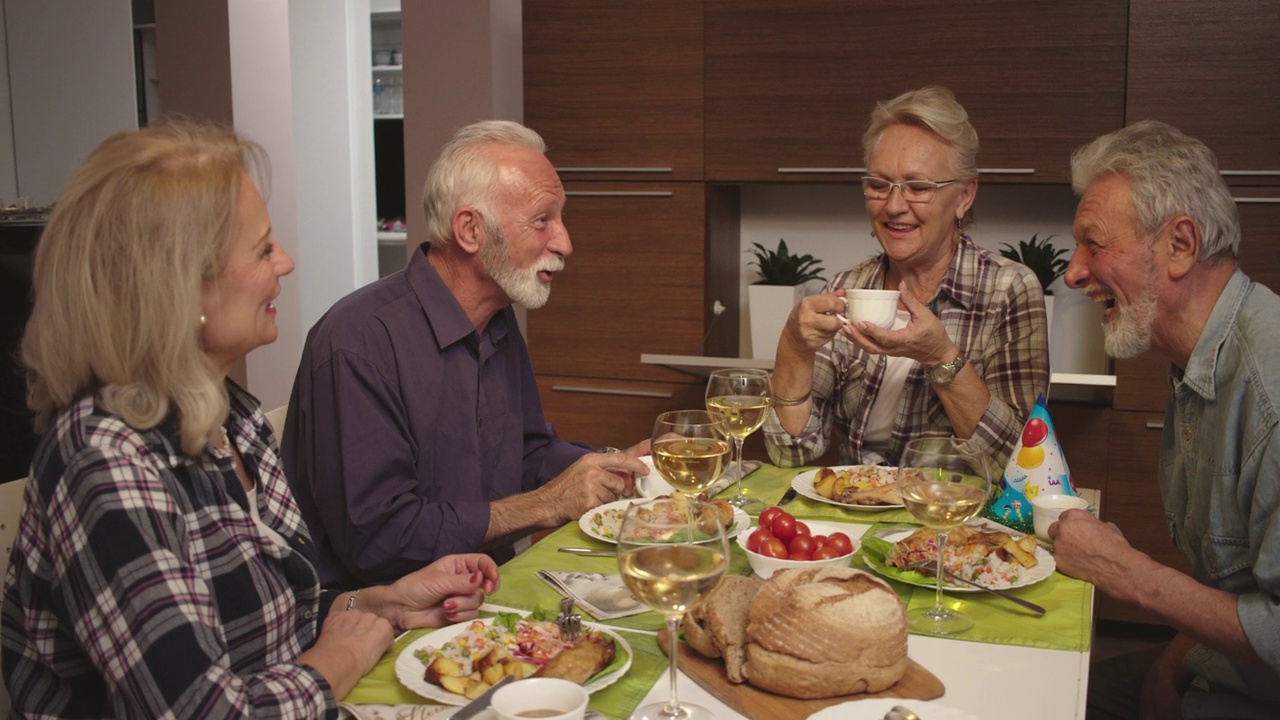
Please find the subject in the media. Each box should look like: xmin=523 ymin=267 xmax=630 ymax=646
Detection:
xmin=452 ymin=673 xmax=513 ymax=720
xmin=558 ymin=547 xmax=616 ymax=557
xmin=777 ymin=486 xmax=798 ymax=506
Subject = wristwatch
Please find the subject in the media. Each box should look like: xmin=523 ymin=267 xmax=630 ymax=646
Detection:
xmin=927 ymin=354 xmax=966 ymax=385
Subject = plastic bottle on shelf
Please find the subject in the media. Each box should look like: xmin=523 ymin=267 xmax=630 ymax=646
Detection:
xmin=373 ymin=77 xmax=386 ymax=115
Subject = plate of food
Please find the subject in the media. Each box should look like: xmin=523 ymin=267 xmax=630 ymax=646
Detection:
xmin=579 ymin=497 xmax=749 ymax=544
xmin=791 ymin=465 xmax=904 ymax=510
xmin=395 ymin=611 xmax=632 ymax=705
xmin=857 ymin=519 xmax=1056 ymax=592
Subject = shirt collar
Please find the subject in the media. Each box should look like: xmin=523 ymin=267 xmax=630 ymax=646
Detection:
xmin=936 ymin=235 xmax=983 ymax=310
xmin=407 ymin=244 xmax=510 ymax=350
xmin=1174 ymin=268 xmax=1250 ymax=402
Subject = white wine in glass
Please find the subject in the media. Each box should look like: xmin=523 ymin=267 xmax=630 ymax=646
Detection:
xmin=617 ymin=498 xmax=729 ymax=720
xmin=651 ymin=410 xmax=731 ymax=494
xmin=898 ymin=437 xmax=993 ymax=636
xmin=705 ymin=368 xmax=772 ymax=513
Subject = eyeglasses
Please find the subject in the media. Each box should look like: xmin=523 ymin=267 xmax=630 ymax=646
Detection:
xmin=861 ymin=176 xmax=960 ymax=203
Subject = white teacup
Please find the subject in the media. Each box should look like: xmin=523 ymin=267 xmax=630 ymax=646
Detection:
xmin=1030 ymin=493 xmax=1091 ymax=543
xmin=491 ymin=678 xmax=588 ymax=720
xmin=846 ymin=288 xmax=901 ymax=329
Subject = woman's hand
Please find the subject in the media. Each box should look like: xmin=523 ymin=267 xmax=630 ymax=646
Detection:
xmin=381 ymin=554 xmax=501 ymax=631
xmin=299 ymin=608 xmax=395 ymax=699
xmin=778 ymin=290 xmax=848 ymax=358
xmin=842 ymin=282 xmax=955 ymax=366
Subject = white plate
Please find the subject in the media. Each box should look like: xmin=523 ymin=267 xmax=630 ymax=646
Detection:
xmin=860 ymin=519 xmax=1056 ymax=592
xmin=791 ymin=465 xmax=905 ymax=511
xmin=578 ymin=498 xmax=750 ymax=544
xmin=807 ymin=698 xmax=979 ymax=720
xmin=394 ymin=617 xmax=632 ymax=705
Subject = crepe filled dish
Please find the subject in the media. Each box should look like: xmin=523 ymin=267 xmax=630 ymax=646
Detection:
xmin=813 ymin=465 xmax=902 ymax=505
xmin=414 ymin=612 xmax=615 ymax=699
xmin=886 ymin=525 xmax=1039 ymax=589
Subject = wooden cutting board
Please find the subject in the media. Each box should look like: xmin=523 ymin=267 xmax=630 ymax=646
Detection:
xmin=657 ymin=630 xmax=944 ymax=718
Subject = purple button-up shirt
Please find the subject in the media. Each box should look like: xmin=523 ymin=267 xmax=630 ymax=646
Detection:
xmin=282 ymin=246 xmax=588 ymax=588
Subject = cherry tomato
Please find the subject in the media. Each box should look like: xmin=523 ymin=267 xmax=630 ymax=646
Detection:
xmin=811 ymin=534 xmax=828 ymax=549
xmin=759 ymin=537 xmax=788 ymax=559
xmin=812 ymin=545 xmax=844 ymax=560
xmin=771 ymin=512 xmax=798 ymax=542
xmin=789 ymin=550 xmax=813 ymax=562
xmin=794 ymin=521 xmax=811 ymax=537
xmin=788 ymin=535 xmax=817 ymax=556
xmin=747 ymin=527 xmax=774 ymax=553
xmin=825 ymin=532 xmax=854 ymax=556
xmin=759 ymin=507 xmax=782 ymax=529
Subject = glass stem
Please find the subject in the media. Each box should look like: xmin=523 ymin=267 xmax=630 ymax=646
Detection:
xmin=732 ymin=437 xmax=745 ymax=498
xmin=664 ymin=614 xmax=682 ymax=715
xmin=934 ymin=531 xmax=947 ymax=612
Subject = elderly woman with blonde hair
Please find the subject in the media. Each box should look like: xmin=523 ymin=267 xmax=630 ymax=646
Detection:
xmin=765 ymin=86 xmax=1050 ymax=470
xmin=1 ymin=123 xmax=500 ymax=718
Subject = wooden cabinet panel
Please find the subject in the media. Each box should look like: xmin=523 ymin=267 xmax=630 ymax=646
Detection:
xmin=536 ymin=375 xmax=706 ymax=450
xmin=1127 ymin=0 xmax=1280 ymax=181
xmin=1047 ymin=402 xmax=1111 ymax=495
xmin=526 ymin=184 xmax=737 ymax=384
xmin=523 ymin=0 xmax=703 ymax=181
xmin=704 ymin=0 xmax=1127 ymax=183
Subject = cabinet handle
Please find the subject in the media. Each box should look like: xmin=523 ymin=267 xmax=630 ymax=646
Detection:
xmin=777 ymin=167 xmax=866 ymax=174
xmin=552 ymin=384 xmax=674 ymax=399
xmin=977 ymin=168 xmax=1036 ymax=175
xmin=1233 ymin=197 xmax=1280 ymax=204
xmin=556 ymin=167 xmax=673 ymax=173
xmin=1145 ymin=422 xmax=1165 ymax=430
xmin=564 ymin=190 xmax=674 ymax=198
xmin=1221 ymin=170 xmax=1280 ymax=177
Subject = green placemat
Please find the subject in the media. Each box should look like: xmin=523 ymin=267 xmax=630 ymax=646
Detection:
xmin=343 ymin=616 xmax=668 ymax=720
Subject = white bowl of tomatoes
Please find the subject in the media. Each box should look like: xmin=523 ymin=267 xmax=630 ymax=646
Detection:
xmin=736 ymin=506 xmax=858 ymax=579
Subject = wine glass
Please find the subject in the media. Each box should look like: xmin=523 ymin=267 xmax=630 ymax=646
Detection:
xmin=617 ymin=497 xmax=730 ymax=720
xmin=704 ymin=368 xmax=772 ymax=514
xmin=651 ymin=410 xmax=732 ymax=495
xmin=897 ymin=437 xmax=994 ymax=635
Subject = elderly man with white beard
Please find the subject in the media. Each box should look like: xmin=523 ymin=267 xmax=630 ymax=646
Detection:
xmin=283 ymin=121 xmax=648 ymax=589
xmin=1050 ymin=121 xmax=1280 ymax=720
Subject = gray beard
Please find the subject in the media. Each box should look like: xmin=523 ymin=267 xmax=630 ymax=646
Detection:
xmin=479 ymin=225 xmax=559 ymax=309
xmin=1103 ymin=284 xmax=1158 ymax=359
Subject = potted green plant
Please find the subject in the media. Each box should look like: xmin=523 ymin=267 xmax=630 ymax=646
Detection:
xmin=746 ymin=239 xmax=826 ymax=360
xmin=999 ymin=233 xmax=1068 ymax=342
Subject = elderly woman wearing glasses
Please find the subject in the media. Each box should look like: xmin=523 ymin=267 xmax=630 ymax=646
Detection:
xmin=764 ymin=85 xmax=1050 ymax=470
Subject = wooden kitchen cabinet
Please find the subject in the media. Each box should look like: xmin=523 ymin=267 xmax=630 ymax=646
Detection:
xmin=704 ymin=0 xmax=1127 ymax=183
xmin=536 ymin=376 xmax=709 ymax=450
xmin=1127 ymin=0 xmax=1280 ymax=183
xmin=522 ymin=0 xmax=703 ymax=181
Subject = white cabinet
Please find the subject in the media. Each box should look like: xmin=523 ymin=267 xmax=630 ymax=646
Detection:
xmin=371 ymin=8 xmax=406 ymax=276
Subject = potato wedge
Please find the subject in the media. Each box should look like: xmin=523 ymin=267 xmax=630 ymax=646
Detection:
xmin=1001 ymin=537 xmax=1039 ymax=568
xmin=813 ymin=467 xmax=838 ymax=499
xmin=507 ymin=660 xmax=538 ymax=679
xmin=423 ymin=655 xmax=465 ymax=686
xmin=463 ymin=679 xmax=491 ymax=700
xmin=438 ymin=673 xmax=473 ymax=696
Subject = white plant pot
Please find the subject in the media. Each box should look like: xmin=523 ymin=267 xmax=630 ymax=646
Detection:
xmin=1044 ymin=294 xmax=1055 ymax=372
xmin=748 ymin=284 xmax=806 ymax=360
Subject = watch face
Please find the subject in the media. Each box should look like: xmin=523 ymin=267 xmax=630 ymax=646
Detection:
xmin=929 ymin=365 xmax=956 ymax=384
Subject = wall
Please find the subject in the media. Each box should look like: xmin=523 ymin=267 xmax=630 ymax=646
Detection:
xmin=737 ymin=184 xmax=1107 ymax=375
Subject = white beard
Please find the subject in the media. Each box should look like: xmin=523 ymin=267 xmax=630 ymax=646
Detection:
xmin=1102 ymin=277 xmax=1158 ymax=359
xmin=479 ymin=224 xmax=563 ymax=309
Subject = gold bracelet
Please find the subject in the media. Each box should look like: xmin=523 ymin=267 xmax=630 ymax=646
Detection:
xmin=772 ymin=390 xmax=811 ymax=407
xmin=345 ymin=588 xmax=363 ymax=611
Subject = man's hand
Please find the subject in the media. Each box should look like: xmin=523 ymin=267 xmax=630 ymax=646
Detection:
xmin=1049 ymin=508 xmax=1147 ymax=595
xmin=1139 ymin=633 xmax=1195 ymax=720
xmin=537 ymin=452 xmax=646 ymax=522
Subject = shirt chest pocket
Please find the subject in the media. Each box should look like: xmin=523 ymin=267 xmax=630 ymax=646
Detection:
xmin=1189 ymin=471 xmax=1253 ymax=585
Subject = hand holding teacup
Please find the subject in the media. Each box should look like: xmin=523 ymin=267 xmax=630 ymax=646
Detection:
xmin=1031 ymin=494 xmax=1092 ymax=544
xmin=843 ymin=288 xmax=901 ymax=329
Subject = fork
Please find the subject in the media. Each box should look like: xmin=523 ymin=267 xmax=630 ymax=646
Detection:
xmin=905 ymin=560 xmax=1046 ymax=616
xmin=556 ymin=596 xmax=582 ymax=642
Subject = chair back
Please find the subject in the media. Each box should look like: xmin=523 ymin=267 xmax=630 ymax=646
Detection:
xmin=0 ymin=477 xmax=27 ymax=712
xmin=264 ymin=405 xmax=288 ymax=440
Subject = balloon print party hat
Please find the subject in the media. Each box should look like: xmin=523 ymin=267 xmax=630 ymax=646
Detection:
xmin=982 ymin=394 xmax=1076 ymax=534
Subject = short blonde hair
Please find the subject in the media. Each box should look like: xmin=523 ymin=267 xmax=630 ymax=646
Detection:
xmin=421 ymin=120 xmax=547 ymax=248
xmin=22 ymin=122 xmax=267 ymax=455
xmin=863 ymin=86 xmax=980 ymax=227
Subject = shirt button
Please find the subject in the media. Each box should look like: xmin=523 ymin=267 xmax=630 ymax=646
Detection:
xmin=304 ymin=610 xmax=314 ymax=619
xmin=1181 ymin=426 xmax=1193 ymax=443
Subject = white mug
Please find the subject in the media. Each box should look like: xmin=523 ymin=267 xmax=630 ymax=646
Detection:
xmin=845 ymin=288 xmax=900 ymax=329
xmin=490 ymin=678 xmax=589 ymax=720
xmin=1030 ymin=494 xmax=1091 ymax=543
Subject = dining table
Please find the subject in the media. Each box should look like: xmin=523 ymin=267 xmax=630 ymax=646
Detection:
xmin=343 ymin=464 xmax=1096 ymax=720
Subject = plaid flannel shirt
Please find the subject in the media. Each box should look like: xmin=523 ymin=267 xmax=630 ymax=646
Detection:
xmin=1 ymin=382 xmax=339 ymax=719
xmin=763 ymin=236 xmax=1050 ymax=470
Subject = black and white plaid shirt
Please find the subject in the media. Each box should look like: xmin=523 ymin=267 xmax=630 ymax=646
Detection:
xmin=2 ymin=382 xmax=340 ymax=719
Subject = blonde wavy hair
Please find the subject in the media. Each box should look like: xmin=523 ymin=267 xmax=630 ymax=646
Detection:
xmin=22 ymin=122 xmax=267 ymax=456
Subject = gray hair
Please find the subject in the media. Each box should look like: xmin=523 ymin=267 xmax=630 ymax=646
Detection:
xmin=421 ymin=120 xmax=547 ymax=248
xmin=1070 ymin=120 xmax=1239 ymax=260
xmin=863 ymin=85 xmax=980 ymax=182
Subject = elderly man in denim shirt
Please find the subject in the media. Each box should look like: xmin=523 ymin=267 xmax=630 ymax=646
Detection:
xmin=1051 ymin=121 xmax=1280 ymax=719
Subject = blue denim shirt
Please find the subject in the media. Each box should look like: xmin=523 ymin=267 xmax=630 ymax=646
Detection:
xmin=1161 ymin=269 xmax=1280 ymax=692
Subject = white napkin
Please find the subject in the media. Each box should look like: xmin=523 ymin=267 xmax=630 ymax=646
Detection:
xmin=536 ymin=570 xmax=648 ymax=620
xmin=339 ymin=703 xmax=459 ymax=719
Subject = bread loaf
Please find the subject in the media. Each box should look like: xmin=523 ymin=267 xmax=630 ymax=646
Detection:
xmin=683 ymin=575 xmax=762 ymax=683
xmin=744 ymin=567 xmax=907 ymax=698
